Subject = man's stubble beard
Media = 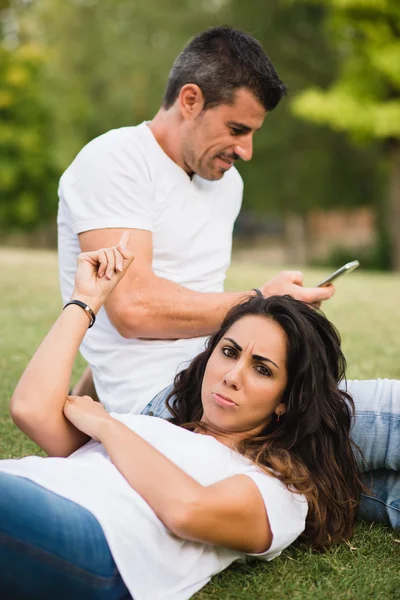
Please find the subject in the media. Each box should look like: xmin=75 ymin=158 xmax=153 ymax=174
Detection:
xmin=182 ymin=142 xmax=220 ymax=181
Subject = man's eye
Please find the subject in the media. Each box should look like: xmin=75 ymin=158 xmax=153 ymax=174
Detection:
xmin=231 ymin=128 xmax=243 ymax=136
xmin=222 ymin=346 xmax=237 ymax=358
xmin=255 ymin=365 xmax=272 ymax=377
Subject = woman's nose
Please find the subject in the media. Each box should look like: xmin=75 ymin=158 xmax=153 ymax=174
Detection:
xmin=223 ymin=365 xmax=242 ymax=390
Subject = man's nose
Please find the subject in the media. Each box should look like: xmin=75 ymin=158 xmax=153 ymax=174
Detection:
xmin=234 ymin=136 xmax=253 ymax=162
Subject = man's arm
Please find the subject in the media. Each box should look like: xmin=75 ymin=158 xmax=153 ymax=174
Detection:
xmin=79 ymin=228 xmax=334 ymax=339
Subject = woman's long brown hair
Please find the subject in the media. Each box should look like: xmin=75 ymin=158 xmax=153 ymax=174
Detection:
xmin=166 ymin=294 xmax=365 ymax=550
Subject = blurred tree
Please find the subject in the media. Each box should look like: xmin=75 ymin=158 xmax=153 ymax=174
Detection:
xmin=291 ymin=0 xmax=400 ymax=268
xmin=18 ymin=0 xmax=233 ymax=171
xmin=1 ymin=0 xmax=233 ymax=235
xmin=0 ymin=0 xmax=387 ymax=262
xmin=0 ymin=37 xmax=59 ymax=232
xmin=227 ymin=0 xmax=383 ymax=262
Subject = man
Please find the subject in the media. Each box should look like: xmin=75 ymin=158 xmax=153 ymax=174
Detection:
xmin=58 ymin=26 xmax=398 ymax=526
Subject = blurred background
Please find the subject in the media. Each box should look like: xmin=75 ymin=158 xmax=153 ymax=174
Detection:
xmin=0 ymin=0 xmax=399 ymax=269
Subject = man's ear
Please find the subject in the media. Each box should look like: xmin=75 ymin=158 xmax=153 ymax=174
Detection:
xmin=178 ymin=84 xmax=205 ymax=119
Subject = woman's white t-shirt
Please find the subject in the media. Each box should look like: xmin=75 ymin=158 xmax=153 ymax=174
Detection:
xmin=0 ymin=416 xmax=308 ymax=600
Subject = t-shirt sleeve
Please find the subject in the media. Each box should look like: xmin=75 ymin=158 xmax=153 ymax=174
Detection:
xmin=58 ymin=130 xmax=154 ymax=235
xmin=243 ymin=468 xmax=308 ymax=561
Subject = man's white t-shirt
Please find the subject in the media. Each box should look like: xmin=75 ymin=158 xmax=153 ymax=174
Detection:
xmin=0 ymin=415 xmax=308 ymax=600
xmin=58 ymin=123 xmax=243 ymax=414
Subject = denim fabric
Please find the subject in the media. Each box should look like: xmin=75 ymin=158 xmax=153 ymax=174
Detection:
xmin=141 ymin=383 xmax=175 ymax=420
xmin=142 ymin=379 xmax=400 ymax=528
xmin=0 ymin=472 xmax=131 ymax=599
xmin=346 ymin=379 xmax=400 ymax=528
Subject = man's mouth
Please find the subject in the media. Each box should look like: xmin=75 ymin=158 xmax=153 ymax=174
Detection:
xmin=216 ymin=155 xmax=234 ymax=169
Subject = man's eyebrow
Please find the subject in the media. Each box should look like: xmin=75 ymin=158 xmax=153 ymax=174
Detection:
xmin=227 ymin=121 xmax=261 ymax=133
xmin=223 ymin=337 xmax=280 ymax=369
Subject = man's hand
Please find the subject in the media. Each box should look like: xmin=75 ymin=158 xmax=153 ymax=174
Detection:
xmin=261 ymin=270 xmax=335 ymax=306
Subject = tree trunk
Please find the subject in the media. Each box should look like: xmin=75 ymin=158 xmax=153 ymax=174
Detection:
xmin=388 ymin=141 xmax=400 ymax=271
xmin=284 ymin=212 xmax=308 ymax=266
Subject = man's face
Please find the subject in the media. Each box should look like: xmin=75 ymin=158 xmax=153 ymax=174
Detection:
xmin=181 ymin=88 xmax=266 ymax=181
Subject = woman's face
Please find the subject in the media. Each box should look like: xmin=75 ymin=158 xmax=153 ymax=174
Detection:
xmin=201 ymin=315 xmax=288 ymax=440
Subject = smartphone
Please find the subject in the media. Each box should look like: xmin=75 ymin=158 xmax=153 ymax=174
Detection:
xmin=317 ymin=260 xmax=360 ymax=287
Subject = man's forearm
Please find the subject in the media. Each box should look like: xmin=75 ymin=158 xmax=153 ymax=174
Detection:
xmin=106 ymin=273 xmax=253 ymax=339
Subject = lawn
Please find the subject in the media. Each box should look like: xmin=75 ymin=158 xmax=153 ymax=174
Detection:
xmin=0 ymin=248 xmax=399 ymax=599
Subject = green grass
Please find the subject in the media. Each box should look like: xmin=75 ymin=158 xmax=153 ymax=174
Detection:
xmin=0 ymin=248 xmax=399 ymax=598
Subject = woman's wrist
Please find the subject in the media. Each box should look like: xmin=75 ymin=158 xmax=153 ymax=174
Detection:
xmin=96 ymin=413 xmax=119 ymax=443
xmin=69 ymin=291 xmax=105 ymax=315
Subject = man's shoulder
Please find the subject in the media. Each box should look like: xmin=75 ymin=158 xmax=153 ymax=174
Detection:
xmin=76 ymin=123 xmax=149 ymax=162
xmin=61 ymin=123 xmax=153 ymax=184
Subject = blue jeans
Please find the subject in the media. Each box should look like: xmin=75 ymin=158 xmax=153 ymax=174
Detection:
xmin=143 ymin=378 xmax=400 ymax=528
xmin=0 ymin=472 xmax=131 ymax=599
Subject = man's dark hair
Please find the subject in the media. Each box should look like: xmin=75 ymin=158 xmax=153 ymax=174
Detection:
xmin=163 ymin=26 xmax=287 ymax=112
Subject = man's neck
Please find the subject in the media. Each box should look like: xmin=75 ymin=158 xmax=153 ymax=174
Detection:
xmin=149 ymin=109 xmax=189 ymax=174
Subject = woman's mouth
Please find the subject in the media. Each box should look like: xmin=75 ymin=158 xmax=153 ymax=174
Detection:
xmin=212 ymin=392 xmax=237 ymax=408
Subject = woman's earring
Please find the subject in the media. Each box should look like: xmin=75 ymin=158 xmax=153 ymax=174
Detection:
xmin=276 ymin=413 xmax=281 ymax=424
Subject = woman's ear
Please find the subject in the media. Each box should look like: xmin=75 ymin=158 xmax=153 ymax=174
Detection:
xmin=275 ymin=403 xmax=286 ymax=417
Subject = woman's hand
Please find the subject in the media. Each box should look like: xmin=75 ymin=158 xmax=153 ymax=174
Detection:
xmin=71 ymin=231 xmax=134 ymax=313
xmin=63 ymin=395 xmax=113 ymax=441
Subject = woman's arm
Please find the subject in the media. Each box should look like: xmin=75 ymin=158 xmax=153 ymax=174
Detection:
xmin=10 ymin=306 xmax=94 ymax=457
xmin=64 ymin=397 xmax=272 ymax=553
xmin=10 ymin=233 xmax=134 ymax=457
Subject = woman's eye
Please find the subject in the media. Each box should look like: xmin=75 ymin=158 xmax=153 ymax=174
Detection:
xmin=222 ymin=346 xmax=237 ymax=358
xmin=255 ymin=365 xmax=272 ymax=377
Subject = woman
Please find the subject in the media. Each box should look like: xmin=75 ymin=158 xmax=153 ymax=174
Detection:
xmin=0 ymin=233 xmax=364 ymax=600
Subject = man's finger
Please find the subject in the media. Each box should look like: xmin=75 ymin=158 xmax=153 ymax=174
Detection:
xmin=302 ymin=284 xmax=335 ymax=304
xmin=282 ymin=270 xmax=304 ymax=285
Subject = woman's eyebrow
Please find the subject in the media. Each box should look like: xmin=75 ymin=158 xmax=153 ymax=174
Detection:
xmin=224 ymin=337 xmax=242 ymax=351
xmin=223 ymin=337 xmax=279 ymax=369
xmin=252 ymin=354 xmax=279 ymax=369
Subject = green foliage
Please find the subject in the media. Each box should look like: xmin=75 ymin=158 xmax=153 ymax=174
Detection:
xmin=291 ymin=0 xmax=400 ymax=140
xmin=0 ymin=41 xmax=59 ymax=230
xmin=21 ymin=0 xmax=234 ymax=169
xmin=0 ymin=0 xmax=389 ymax=231
xmin=227 ymin=0 xmax=383 ymax=214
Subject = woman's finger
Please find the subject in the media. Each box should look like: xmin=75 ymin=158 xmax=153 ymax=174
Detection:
xmin=103 ymin=248 xmax=116 ymax=280
xmin=116 ymin=231 xmax=134 ymax=262
xmin=96 ymin=250 xmax=108 ymax=278
xmin=114 ymin=247 xmax=124 ymax=272
xmin=120 ymin=231 xmax=130 ymax=249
